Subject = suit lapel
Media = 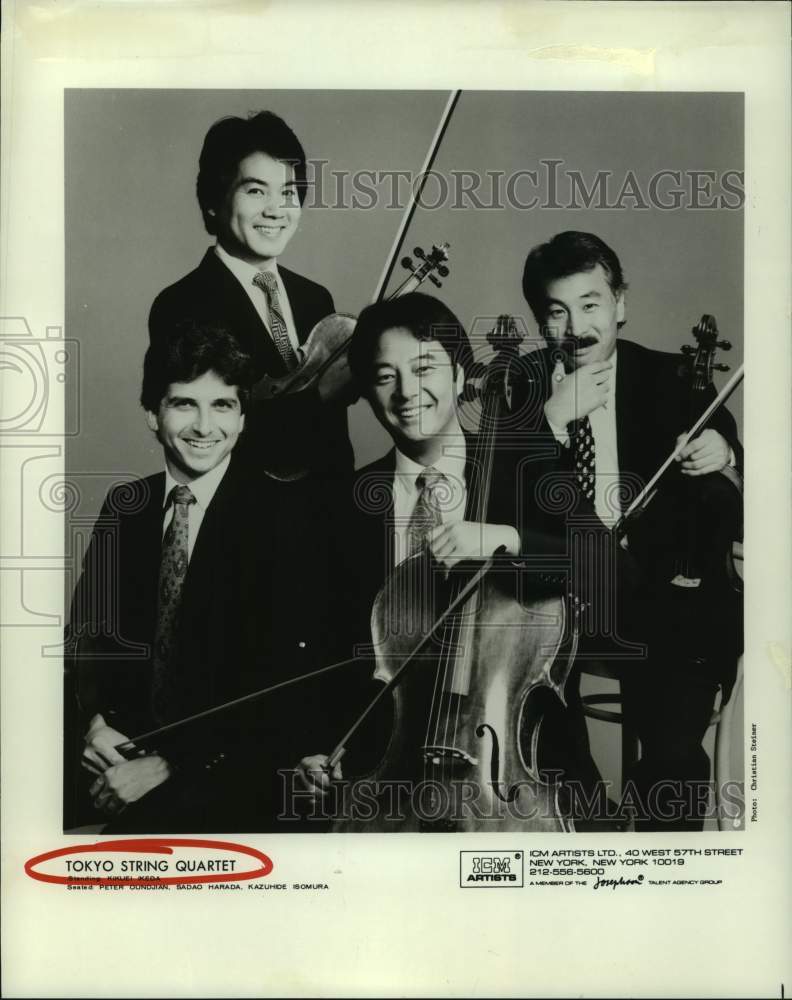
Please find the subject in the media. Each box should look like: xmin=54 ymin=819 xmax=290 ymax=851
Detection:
xmin=280 ymin=267 xmax=314 ymax=346
xmin=616 ymin=340 xmax=642 ymax=479
xmin=139 ymin=473 xmax=165 ymax=576
xmin=357 ymin=450 xmax=396 ymax=588
xmin=133 ymin=474 xmax=166 ymax=640
xmin=201 ymin=250 xmax=285 ymax=375
xmin=183 ymin=460 xmax=239 ymax=607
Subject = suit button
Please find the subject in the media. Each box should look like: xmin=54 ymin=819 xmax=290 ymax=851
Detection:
xmin=298 ymin=641 xmax=306 ymax=649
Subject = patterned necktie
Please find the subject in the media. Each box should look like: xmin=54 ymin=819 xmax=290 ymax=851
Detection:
xmin=572 ymin=415 xmax=596 ymax=505
xmin=407 ymin=468 xmax=447 ymax=555
xmin=252 ymin=270 xmax=300 ymax=371
xmin=151 ymin=484 xmax=196 ymax=722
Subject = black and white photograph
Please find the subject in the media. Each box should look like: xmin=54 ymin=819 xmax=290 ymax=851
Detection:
xmin=63 ymin=88 xmax=746 ymax=837
xmin=1 ymin=3 xmax=789 ymax=998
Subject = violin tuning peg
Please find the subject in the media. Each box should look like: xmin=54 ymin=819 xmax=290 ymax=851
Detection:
xmin=438 ymin=266 xmax=449 ymax=277
xmin=401 ymin=256 xmax=413 ymax=270
xmin=428 ymin=274 xmax=441 ymax=287
xmin=714 ymin=363 xmax=730 ymax=372
xmin=680 ymin=345 xmax=695 ymax=355
xmin=413 ymin=246 xmax=426 ymax=259
xmin=717 ymin=340 xmax=732 ymax=351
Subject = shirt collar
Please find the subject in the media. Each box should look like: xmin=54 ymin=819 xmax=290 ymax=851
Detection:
xmin=393 ymin=433 xmax=467 ymax=492
xmin=215 ymin=243 xmax=280 ymax=287
xmin=163 ymin=455 xmax=231 ymax=512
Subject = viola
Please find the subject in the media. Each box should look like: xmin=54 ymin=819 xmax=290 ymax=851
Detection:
xmin=617 ymin=315 xmax=744 ymax=669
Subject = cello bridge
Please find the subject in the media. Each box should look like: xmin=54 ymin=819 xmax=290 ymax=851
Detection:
xmin=422 ymin=745 xmax=478 ymax=767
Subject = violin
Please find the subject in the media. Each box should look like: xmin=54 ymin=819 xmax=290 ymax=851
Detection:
xmin=328 ymin=317 xmax=579 ymax=832
xmin=617 ymin=315 xmax=743 ymax=672
xmin=676 ymin=315 xmax=744 ymax=589
xmin=255 ymin=242 xmax=451 ymax=404
xmin=254 ymin=90 xmax=461 ymax=481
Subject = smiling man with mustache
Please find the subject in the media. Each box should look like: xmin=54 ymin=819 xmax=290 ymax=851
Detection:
xmin=521 ymin=230 xmax=743 ymax=832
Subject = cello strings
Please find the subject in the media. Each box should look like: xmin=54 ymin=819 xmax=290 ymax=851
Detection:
xmin=449 ymin=389 xmax=497 ymax=758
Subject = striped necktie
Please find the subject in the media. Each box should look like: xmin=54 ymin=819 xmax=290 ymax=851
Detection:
xmin=252 ymin=270 xmax=300 ymax=371
xmin=407 ymin=468 xmax=447 ymax=555
xmin=151 ymin=484 xmax=196 ymax=722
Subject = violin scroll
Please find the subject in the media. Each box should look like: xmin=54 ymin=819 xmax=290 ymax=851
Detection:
xmin=679 ymin=314 xmax=732 ymax=388
xmin=395 ymin=241 xmax=451 ymax=293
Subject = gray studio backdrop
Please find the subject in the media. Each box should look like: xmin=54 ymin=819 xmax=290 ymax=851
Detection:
xmin=65 ymin=90 xmax=744 ymax=822
xmin=66 ymin=89 xmax=743 ymax=515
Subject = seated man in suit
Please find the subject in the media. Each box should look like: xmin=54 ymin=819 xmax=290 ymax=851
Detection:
xmin=69 ymin=321 xmax=337 ymax=832
xmin=520 ymin=230 xmax=743 ymax=831
xmin=293 ymin=292 xmax=577 ymax=829
xmin=149 ymin=110 xmax=353 ymax=479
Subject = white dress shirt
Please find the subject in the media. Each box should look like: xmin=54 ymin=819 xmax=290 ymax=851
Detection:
xmin=162 ymin=455 xmax=230 ymax=562
xmin=392 ymin=437 xmax=467 ymax=565
xmin=215 ymin=244 xmax=301 ymax=356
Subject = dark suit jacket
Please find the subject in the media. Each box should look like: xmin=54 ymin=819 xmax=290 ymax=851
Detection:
xmin=66 ymin=457 xmax=344 ymax=832
xmin=148 ymin=248 xmax=353 ymax=478
xmin=504 ymin=339 xmax=738 ymax=514
xmin=343 ymin=437 xmax=543 ymax=624
xmin=517 ymin=338 xmax=741 ymax=501
xmin=325 ymin=434 xmax=568 ymax=776
xmin=512 ymin=338 xmax=743 ymax=686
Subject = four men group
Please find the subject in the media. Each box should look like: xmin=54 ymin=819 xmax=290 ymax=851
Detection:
xmin=67 ymin=109 xmax=743 ymax=835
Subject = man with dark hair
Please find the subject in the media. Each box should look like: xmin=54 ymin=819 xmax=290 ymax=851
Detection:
xmin=348 ymin=291 xmax=476 ymax=387
xmin=520 ymin=230 xmax=743 ymax=831
xmin=296 ymin=292 xmax=573 ymax=821
xmin=345 ymin=291 xmax=523 ymax=584
xmin=149 ymin=110 xmax=352 ymax=478
xmin=68 ymin=322 xmax=334 ymax=832
xmin=139 ymin=320 xmax=254 ymax=414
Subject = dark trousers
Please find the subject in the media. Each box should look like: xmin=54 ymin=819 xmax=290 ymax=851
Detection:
xmin=539 ymin=651 xmax=722 ymax=832
xmin=621 ymin=661 xmax=720 ymax=832
xmin=537 ymin=667 xmax=614 ymax=830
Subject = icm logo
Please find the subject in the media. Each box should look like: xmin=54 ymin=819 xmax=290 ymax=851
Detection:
xmin=459 ymin=851 xmax=523 ymax=888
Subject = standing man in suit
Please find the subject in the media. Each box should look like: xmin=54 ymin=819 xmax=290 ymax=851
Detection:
xmin=149 ymin=110 xmax=353 ymax=479
xmin=69 ymin=322 xmax=331 ymax=832
xmin=520 ymin=230 xmax=743 ymax=831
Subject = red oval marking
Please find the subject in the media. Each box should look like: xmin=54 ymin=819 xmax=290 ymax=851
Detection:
xmin=24 ymin=838 xmax=273 ymax=887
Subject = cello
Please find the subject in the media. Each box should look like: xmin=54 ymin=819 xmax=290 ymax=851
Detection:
xmin=328 ymin=317 xmax=580 ymax=832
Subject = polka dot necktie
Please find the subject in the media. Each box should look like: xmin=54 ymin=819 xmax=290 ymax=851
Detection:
xmin=151 ymin=484 xmax=196 ymax=722
xmin=573 ymin=415 xmax=596 ymax=505
xmin=252 ymin=270 xmax=300 ymax=371
xmin=407 ymin=468 xmax=447 ymax=555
